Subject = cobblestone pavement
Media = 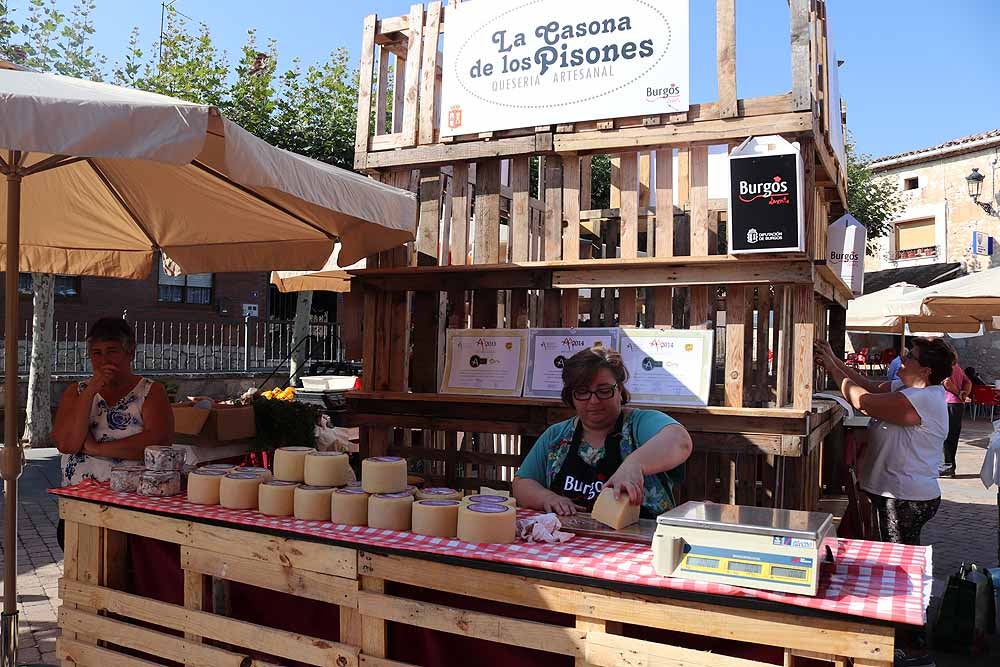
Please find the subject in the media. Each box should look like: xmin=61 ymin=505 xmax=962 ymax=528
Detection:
xmin=1 ymin=422 xmax=998 ymax=666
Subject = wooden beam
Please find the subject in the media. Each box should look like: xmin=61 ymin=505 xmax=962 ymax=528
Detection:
xmin=717 ymin=0 xmax=738 ymax=119
xmin=725 ymin=286 xmax=747 ymax=407
xmin=790 ymin=0 xmax=812 ymax=111
xmin=416 ymin=168 xmax=441 ymax=265
xmin=418 ymin=2 xmax=442 ymax=145
xmin=401 ymin=3 xmax=425 ymax=147
xmin=792 ymin=285 xmax=815 ymax=410
xmin=511 ymin=157 xmax=531 ymax=262
xmin=354 ymin=15 xmax=378 ymax=169
xmin=449 ymin=162 xmax=470 ymax=265
xmin=587 ymin=631 xmax=770 ymax=667
xmin=474 ymin=159 xmax=501 ymax=264
xmin=374 ymin=47 xmax=391 ymax=135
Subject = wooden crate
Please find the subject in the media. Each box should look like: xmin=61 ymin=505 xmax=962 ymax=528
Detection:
xmin=344 ymin=0 xmax=853 ymax=510
xmin=57 ymin=497 xmax=893 ymax=667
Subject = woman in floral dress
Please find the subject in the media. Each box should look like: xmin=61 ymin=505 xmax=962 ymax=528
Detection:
xmin=53 ymin=317 xmax=173 ymax=546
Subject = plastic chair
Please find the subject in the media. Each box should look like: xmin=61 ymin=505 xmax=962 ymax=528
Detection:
xmin=845 ymin=347 xmax=869 ymax=371
xmin=971 ymin=385 xmax=999 ymax=421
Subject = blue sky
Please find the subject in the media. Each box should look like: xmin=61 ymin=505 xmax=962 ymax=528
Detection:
xmin=72 ymin=0 xmax=1000 ymax=159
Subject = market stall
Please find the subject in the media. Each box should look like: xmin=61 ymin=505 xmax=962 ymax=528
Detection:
xmin=53 ymin=481 xmax=923 ymax=667
xmin=48 ymin=1 xmax=922 ymax=666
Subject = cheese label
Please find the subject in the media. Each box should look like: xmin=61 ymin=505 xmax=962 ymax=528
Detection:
xmin=264 ymin=480 xmax=299 ymax=487
xmin=226 ymin=472 xmax=260 ymax=480
xmin=466 ymin=495 xmax=508 ymax=503
xmin=200 ymin=464 xmax=235 ymax=471
xmin=378 ymin=491 xmax=413 ymax=499
xmin=467 ymin=503 xmax=509 ymax=513
xmin=240 ymin=467 xmax=270 ymax=476
xmin=418 ymin=500 xmax=460 ymax=507
xmin=191 ymin=469 xmax=228 ymax=477
xmin=299 ymin=485 xmax=334 ymax=491
xmin=422 ymin=487 xmax=458 ymax=496
xmin=370 ymin=456 xmax=404 ymax=462
xmin=336 ymin=488 xmax=368 ymax=495
xmin=279 ymin=446 xmax=313 ymax=452
xmin=309 ymin=451 xmax=347 ymax=457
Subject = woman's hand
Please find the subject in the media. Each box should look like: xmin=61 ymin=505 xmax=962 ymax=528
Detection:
xmin=813 ymin=339 xmax=839 ymax=371
xmin=605 ymin=458 xmax=644 ymax=505
xmin=541 ymin=492 xmax=580 ymax=516
xmin=85 ymin=366 xmax=114 ymax=395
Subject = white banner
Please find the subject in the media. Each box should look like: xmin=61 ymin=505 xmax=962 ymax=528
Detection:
xmin=440 ymin=0 xmax=690 ymax=137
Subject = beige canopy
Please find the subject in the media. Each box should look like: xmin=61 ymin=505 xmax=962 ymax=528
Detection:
xmin=271 ymin=244 xmax=363 ymax=293
xmin=0 ymin=63 xmax=415 ymax=659
xmin=0 ymin=64 xmax=416 ymax=277
xmin=846 ymin=281 xmax=990 ymax=335
xmin=884 ymin=266 xmax=1000 ymax=322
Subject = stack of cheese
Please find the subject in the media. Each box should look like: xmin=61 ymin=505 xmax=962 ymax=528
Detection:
xmin=457 ymin=492 xmax=517 ymax=544
xmin=111 ymin=446 xmax=187 ymax=497
xmin=361 ymin=457 xmax=411 ymax=530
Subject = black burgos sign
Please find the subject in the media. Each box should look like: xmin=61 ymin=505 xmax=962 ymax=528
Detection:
xmin=727 ymin=135 xmax=805 ymax=254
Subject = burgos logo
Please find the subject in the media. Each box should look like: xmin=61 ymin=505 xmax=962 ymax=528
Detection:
xmin=739 ymin=175 xmax=790 ymax=204
xmin=647 ymin=83 xmax=681 ymax=103
xmin=746 ymin=228 xmax=784 ymax=244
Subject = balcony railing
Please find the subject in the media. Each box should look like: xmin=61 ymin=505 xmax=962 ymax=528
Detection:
xmin=886 ymin=245 xmax=938 ymax=262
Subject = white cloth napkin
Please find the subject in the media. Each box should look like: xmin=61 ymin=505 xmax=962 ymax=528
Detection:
xmin=516 ymin=513 xmax=574 ymax=544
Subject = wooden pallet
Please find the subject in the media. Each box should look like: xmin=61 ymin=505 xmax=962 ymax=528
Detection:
xmin=57 ymin=497 xmax=892 ymax=667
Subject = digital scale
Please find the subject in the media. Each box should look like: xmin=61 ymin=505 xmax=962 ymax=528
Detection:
xmin=652 ymin=501 xmax=836 ymax=596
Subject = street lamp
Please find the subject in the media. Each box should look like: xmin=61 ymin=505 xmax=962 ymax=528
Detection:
xmin=966 ymin=167 xmax=998 ymax=216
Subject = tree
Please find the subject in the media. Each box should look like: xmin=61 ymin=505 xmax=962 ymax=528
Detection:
xmin=2 ymin=0 xmax=104 ymax=446
xmin=845 ymin=137 xmax=905 ymax=256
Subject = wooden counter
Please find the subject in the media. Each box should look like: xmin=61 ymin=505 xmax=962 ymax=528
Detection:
xmin=57 ymin=496 xmax=893 ymax=667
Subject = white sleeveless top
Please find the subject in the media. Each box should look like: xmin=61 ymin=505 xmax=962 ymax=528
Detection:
xmin=61 ymin=377 xmax=154 ymax=486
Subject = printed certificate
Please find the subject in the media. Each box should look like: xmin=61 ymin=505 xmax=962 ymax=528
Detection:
xmin=440 ymin=329 xmax=528 ymax=397
xmin=523 ymin=328 xmax=619 ymax=398
xmin=619 ymin=329 xmax=714 ymax=406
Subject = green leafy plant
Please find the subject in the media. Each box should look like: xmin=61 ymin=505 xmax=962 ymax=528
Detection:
xmin=252 ymin=396 xmax=317 ymax=453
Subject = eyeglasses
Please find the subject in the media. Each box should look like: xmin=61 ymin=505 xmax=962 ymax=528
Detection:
xmin=572 ymin=384 xmax=617 ymax=401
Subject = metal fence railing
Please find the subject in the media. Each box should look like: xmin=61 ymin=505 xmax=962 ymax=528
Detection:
xmin=1 ymin=317 xmax=343 ymax=374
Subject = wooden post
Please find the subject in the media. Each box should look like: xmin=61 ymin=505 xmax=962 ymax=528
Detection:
xmin=619 ymin=152 xmax=639 ymax=327
xmin=562 ymin=155 xmax=581 ymax=327
xmin=790 ymin=0 xmax=812 ymax=112
xmin=450 ymin=162 xmax=470 ymax=265
xmin=419 ymin=2 xmax=442 ymax=145
xmin=402 ymin=3 xmax=425 ymax=147
xmin=353 ymin=15 xmax=377 ymax=169
xmin=717 ymin=0 xmax=738 ymax=119
xmin=725 ymin=286 xmax=746 ymax=408
xmin=792 ymin=286 xmax=815 ymax=410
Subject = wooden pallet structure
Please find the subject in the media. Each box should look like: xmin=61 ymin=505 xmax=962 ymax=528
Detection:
xmin=345 ymin=0 xmax=852 ymax=511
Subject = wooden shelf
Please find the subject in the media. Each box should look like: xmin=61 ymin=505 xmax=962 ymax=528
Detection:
xmin=344 ymin=392 xmax=841 ymax=457
xmin=350 ymin=255 xmax=815 ymax=292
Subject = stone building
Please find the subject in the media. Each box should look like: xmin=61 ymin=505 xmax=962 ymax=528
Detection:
xmin=865 ymin=129 xmax=1000 ymax=377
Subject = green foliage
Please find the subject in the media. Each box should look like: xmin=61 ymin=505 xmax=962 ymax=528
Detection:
xmin=846 ymin=136 xmax=905 ymax=255
xmin=1 ymin=0 xmax=104 ymax=78
xmin=252 ymin=396 xmax=318 ymax=452
xmin=590 ymin=155 xmax=611 ymax=209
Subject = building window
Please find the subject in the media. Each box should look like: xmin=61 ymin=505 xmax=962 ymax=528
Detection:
xmin=18 ymin=273 xmax=81 ymax=297
xmin=894 ymin=218 xmax=936 ymax=259
xmin=157 ymin=258 xmax=213 ymax=304
xmin=903 ymin=177 xmax=919 ymax=191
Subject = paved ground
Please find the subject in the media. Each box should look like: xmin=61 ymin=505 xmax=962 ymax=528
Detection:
xmin=1 ymin=422 xmax=998 ymax=666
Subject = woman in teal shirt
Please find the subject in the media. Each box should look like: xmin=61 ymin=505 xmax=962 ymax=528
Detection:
xmin=513 ymin=345 xmax=692 ymax=518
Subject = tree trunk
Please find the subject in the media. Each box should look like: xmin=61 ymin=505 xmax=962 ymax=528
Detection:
xmin=23 ymin=273 xmax=55 ymax=447
xmin=289 ymin=290 xmax=314 ymax=385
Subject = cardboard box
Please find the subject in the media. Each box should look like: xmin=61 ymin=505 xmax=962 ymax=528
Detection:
xmin=172 ymin=404 xmax=211 ymax=435
xmin=202 ymin=404 xmax=256 ymax=442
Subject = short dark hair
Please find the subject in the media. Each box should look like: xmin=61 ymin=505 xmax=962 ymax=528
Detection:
xmin=910 ymin=337 xmax=954 ymax=385
xmin=87 ymin=317 xmax=135 ymax=350
xmin=560 ymin=345 xmax=631 ymax=406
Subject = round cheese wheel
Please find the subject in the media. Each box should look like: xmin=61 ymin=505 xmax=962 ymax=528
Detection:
xmin=462 ymin=494 xmax=515 ymax=508
xmin=361 ymin=456 xmax=407 ymax=494
xmin=415 ymin=487 xmax=463 ymax=501
xmin=144 ymin=446 xmax=184 ymax=472
xmin=331 ymin=488 xmax=369 ymax=526
xmin=457 ymin=503 xmax=516 ymax=544
xmin=304 ymin=451 xmax=352 ymax=487
xmin=219 ymin=472 xmax=264 ymax=510
xmin=294 ymin=485 xmax=335 ymax=521
xmin=368 ymin=491 xmax=414 ymax=531
xmin=137 ymin=470 xmax=182 ymax=497
xmin=412 ymin=500 xmax=460 ymax=538
xmin=272 ymin=447 xmax=315 ymax=482
xmin=259 ymin=480 xmax=299 ymax=517
xmin=109 ymin=464 xmax=145 ymax=493
xmin=186 ymin=468 xmax=228 ymax=505
xmin=239 ymin=466 xmax=274 ymax=483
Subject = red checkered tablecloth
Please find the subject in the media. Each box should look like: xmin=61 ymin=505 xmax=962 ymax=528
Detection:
xmin=52 ymin=480 xmax=932 ymax=625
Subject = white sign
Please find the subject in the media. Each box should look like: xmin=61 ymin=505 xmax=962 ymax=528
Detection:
xmin=524 ymin=328 xmax=619 ymax=399
xmin=439 ymin=0 xmax=690 ymax=137
xmin=440 ymin=329 xmax=528 ymax=397
xmin=827 ymin=214 xmax=866 ymax=296
xmin=619 ymin=329 xmax=713 ymax=406
xmin=242 ymin=303 xmax=259 ymax=318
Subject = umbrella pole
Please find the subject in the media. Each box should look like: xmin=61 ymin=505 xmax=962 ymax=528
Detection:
xmin=1 ymin=163 xmax=22 ymax=667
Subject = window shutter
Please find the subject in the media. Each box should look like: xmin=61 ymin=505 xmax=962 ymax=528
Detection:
xmin=185 ymin=273 xmax=214 ymax=288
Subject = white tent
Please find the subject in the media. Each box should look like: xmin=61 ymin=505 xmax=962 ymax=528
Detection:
xmin=885 ymin=266 xmax=1000 ymax=323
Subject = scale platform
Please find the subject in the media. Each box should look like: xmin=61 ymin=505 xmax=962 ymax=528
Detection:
xmin=652 ymin=501 xmax=836 ymax=596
